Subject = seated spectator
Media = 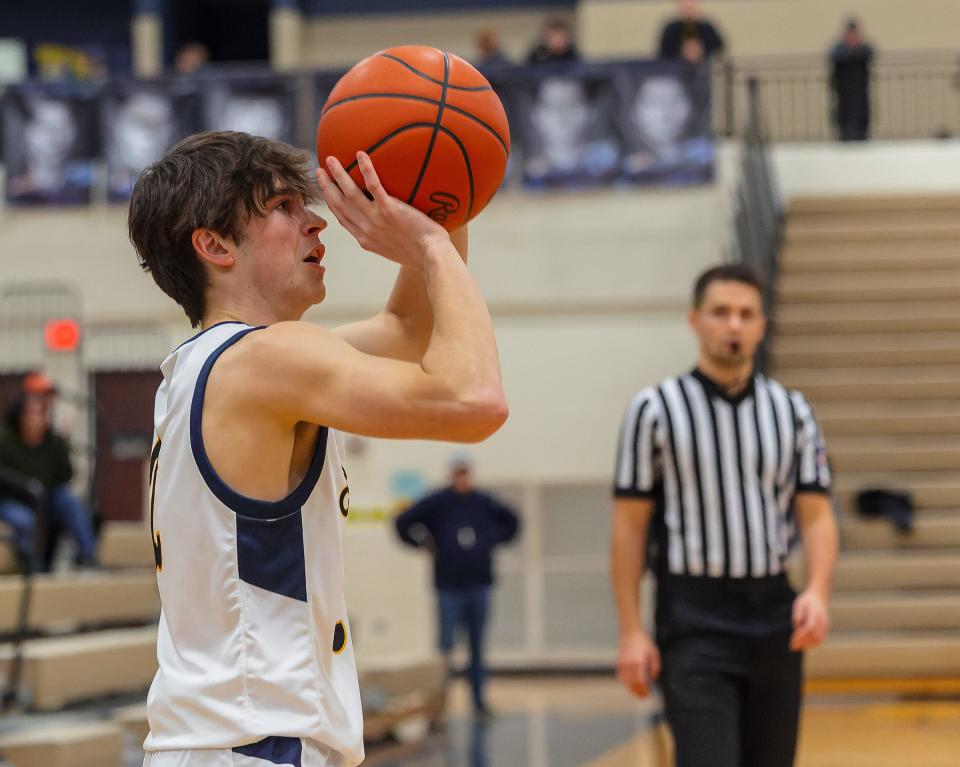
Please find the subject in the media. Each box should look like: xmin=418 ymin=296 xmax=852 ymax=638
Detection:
xmin=173 ymin=41 xmax=209 ymax=77
xmin=475 ymin=29 xmax=511 ymax=69
xmin=658 ymin=0 xmax=725 ymax=65
xmin=0 ymin=373 xmax=97 ymax=571
xmin=526 ymin=17 xmax=579 ymax=65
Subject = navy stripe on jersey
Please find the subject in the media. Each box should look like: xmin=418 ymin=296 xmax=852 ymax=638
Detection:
xmin=614 ymin=371 xmax=831 ymax=578
xmin=189 ymin=327 xmax=329 ymax=521
xmin=172 ymin=320 xmax=248 ymax=354
xmin=237 ymin=509 xmax=308 ymax=602
xmin=233 ymin=735 xmax=302 ymax=766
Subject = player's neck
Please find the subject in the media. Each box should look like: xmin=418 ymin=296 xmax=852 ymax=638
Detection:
xmin=202 ymin=295 xmax=302 ymax=330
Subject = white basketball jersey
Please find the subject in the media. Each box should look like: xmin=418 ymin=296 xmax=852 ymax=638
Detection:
xmin=143 ymin=322 xmax=364 ymax=767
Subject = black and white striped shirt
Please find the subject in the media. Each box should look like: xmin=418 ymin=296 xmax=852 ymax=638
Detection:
xmin=613 ymin=369 xmax=831 ymax=579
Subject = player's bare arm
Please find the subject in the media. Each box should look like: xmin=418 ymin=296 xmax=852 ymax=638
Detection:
xmin=610 ymin=497 xmax=661 ymax=697
xmin=211 ymin=151 xmax=506 ymax=443
xmin=333 ymin=226 xmax=469 ymax=362
xmin=791 ymin=492 xmax=838 ymax=651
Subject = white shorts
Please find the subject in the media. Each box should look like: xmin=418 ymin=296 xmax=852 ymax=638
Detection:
xmin=143 ymin=737 xmax=341 ymax=767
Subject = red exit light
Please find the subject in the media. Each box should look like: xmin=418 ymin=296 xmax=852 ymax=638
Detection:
xmin=44 ymin=318 xmax=81 ymax=352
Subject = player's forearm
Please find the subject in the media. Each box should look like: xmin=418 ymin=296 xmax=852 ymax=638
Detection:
xmin=382 ymin=227 xmax=468 ymax=358
xmin=798 ymin=499 xmax=839 ymax=601
xmin=610 ymin=519 xmax=648 ymax=637
xmin=418 ymin=238 xmax=505 ymax=434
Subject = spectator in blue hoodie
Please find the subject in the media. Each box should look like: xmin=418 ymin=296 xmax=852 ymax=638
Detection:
xmin=395 ymin=455 xmax=519 ymax=716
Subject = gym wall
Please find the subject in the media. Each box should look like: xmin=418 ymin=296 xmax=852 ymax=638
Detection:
xmin=579 ymin=0 xmax=960 ymax=60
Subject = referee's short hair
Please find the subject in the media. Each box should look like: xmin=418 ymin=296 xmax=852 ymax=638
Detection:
xmin=693 ymin=263 xmax=765 ymax=308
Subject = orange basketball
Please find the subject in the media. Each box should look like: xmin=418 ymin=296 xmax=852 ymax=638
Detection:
xmin=317 ymin=45 xmax=510 ymax=231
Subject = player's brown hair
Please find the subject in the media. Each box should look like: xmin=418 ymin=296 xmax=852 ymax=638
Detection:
xmin=128 ymin=131 xmax=316 ymax=327
xmin=693 ymin=263 xmax=765 ymax=308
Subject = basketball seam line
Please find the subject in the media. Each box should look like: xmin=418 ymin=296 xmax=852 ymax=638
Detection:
xmin=343 ymin=122 xmax=437 ymax=175
xmin=437 ymin=125 xmax=475 ymax=220
xmin=378 ymin=53 xmax=492 ymax=92
xmin=407 ymin=51 xmax=451 ymax=206
xmin=321 ymin=93 xmax=509 ymax=155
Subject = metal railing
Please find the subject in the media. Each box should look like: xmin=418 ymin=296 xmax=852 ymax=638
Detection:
xmin=715 ymin=50 xmax=960 ymax=142
xmin=731 ymin=77 xmax=782 ymax=372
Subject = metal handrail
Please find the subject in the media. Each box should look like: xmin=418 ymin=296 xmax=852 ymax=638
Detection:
xmin=731 ymin=76 xmax=782 ymax=373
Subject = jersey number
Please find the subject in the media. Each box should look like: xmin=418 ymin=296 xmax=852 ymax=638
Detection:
xmin=149 ymin=439 xmax=163 ymax=572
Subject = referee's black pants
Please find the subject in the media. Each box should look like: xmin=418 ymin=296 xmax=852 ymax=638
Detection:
xmin=659 ymin=631 xmax=802 ymax=767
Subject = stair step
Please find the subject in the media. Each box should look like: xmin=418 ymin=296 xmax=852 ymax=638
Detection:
xmin=841 ymin=513 xmax=960 ymax=549
xmin=828 ymin=435 xmax=960 ymax=472
xmin=0 ymin=626 xmax=157 ymax=711
xmin=807 ymin=632 xmax=960 ymax=677
xmin=831 ymin=592 xmax=960 ymax=631
xmin=0 ymin=571 xmax=159 ymax=634
xmin=99 ymin=523 xmax=153 ymax=570
xmin=112 ymin=703 xmax=150 ymax=745
xmin=778 ymin=270 xmax=960 ymax=303
xmin=772 ymin=333 xmax=960 ymax=369
xmin=784 ymin=224 xmax=960 ymax=244
xmin=0 ymin=722 xmax=124 ymax=767
xmin=777 ymin=365 xmax=960 ymax=401
xmin=835 ymin=472 xmax=960 ymax=511
xmin=788 ymin=195 xmax=960 ymax=215
xmin=832 ymin=553 xmax=960 ymax=591
xmin=781 ymin=240 xmax=960 ymax=273
xmin=777 ymin=301 xmax=960 ymax=335
xmin=785 ymin=214 xmax=960 ymax=242
xmin=815 ymin=399 xmax=960 ymax=436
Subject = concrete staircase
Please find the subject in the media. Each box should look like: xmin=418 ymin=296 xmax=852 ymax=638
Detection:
xmin=772 ymin=195 xmax=960 ymax=680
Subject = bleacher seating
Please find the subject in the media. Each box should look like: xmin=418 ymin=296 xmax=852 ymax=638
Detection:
xmin=773 ymin=195 xmax=960 ymax=679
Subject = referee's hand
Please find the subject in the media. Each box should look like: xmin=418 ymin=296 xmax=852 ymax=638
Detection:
xmin=616 ymin=631 xmax=661 ymax=698
xmin=790 ymin=589 xmax=831 ymax=651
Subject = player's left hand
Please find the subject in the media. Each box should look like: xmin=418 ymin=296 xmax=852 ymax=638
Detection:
xmin=790 ymin=589 xmax=830 ymax=651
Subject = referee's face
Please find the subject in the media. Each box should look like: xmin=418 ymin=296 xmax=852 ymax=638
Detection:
xmin=689 ymin=280 xmax=766 ymax=367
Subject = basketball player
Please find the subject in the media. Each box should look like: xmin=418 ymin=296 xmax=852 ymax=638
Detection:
xmin=128 ymin=131 xmax=508 ymax=767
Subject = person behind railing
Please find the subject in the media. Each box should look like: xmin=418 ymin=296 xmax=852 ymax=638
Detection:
xmin=0 ymin=373 xmax=98 ymax=571
xmin=474 ymin=29 xmax=512 ymax=69
xmin=657 ymin=0 xmax=725 ymax=66
xmin=525 ymin=17 xmax=580 ymax=65
xmin=829 ymin=18 xmax=874 ymax=142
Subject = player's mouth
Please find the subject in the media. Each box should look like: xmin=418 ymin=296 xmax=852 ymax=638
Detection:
xmin=303 ymin=244 xmax=325 ymax=269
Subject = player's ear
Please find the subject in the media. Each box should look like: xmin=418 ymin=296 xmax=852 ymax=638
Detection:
xmin=192 ymin=228 xmax=235 ymax=269
xmin=687 ymin=307 xmax=699 ymax=332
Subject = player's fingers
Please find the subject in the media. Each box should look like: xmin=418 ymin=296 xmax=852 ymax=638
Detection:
xmin=355 ymin=151 xmax=390 ymax=207
xmin=317 ymin=168 xmax=361 ymax=231
xmin=315 ymin=167 xmax=343 ymax=204
xmin=324 ymin=156 xmax=370 ymax=208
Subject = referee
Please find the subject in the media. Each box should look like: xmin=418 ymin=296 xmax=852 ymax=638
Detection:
xmin=610 ymin=264 xmax=838 ymax=767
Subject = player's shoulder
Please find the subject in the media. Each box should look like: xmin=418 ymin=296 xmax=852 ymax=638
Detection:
xmin=229 ymin=321 xmax=339 ymax=369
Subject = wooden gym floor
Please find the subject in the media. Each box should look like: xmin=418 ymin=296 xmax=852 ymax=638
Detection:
xmin=367 ymin=675 xmax=960 ymax=767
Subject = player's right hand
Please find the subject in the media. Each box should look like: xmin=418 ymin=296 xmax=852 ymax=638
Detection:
xmin=616 ymin=630 xmax=661 ymax=698
xmin=317 ymin=151 xmax=450 ymax=267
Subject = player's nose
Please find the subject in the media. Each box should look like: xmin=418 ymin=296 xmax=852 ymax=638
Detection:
xmin=303 ymin=210 xmax=327 ymax=236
